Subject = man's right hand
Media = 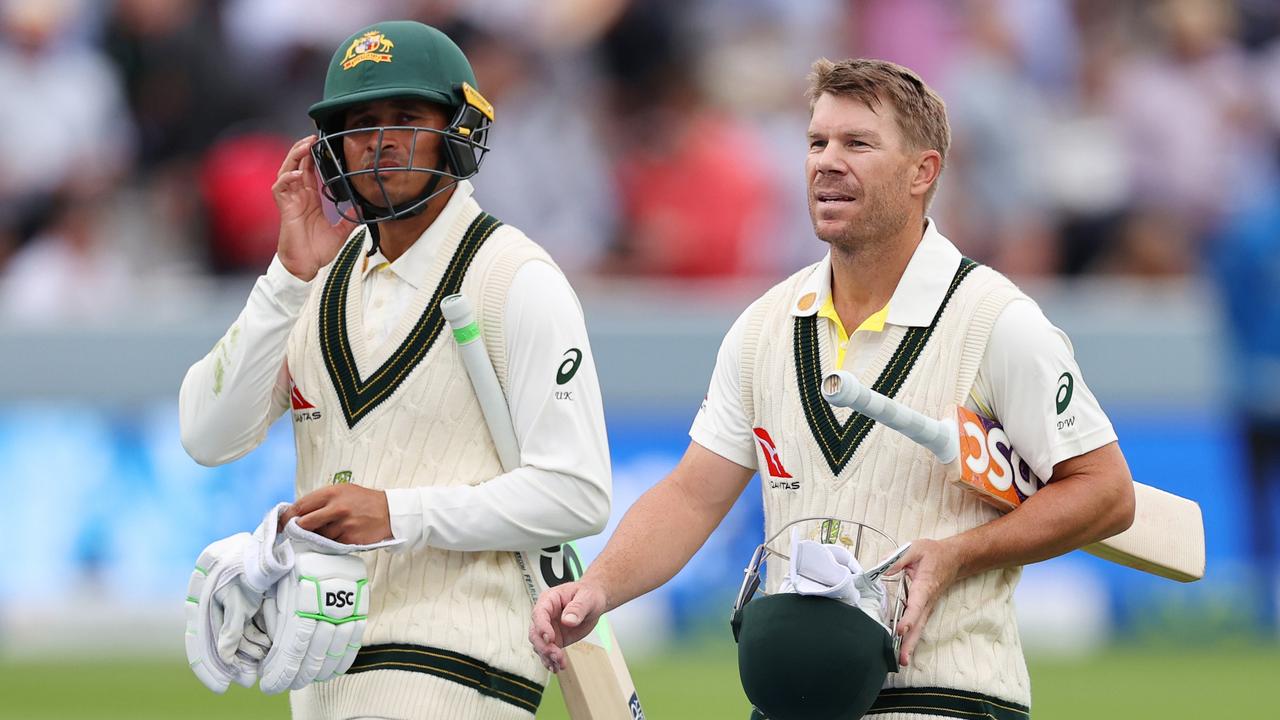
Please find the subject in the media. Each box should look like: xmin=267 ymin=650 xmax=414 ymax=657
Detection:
xmin=528 ymin=581 xmax=608 ymax=672
xmin=273 ymin=135 xmax=356 ymax=282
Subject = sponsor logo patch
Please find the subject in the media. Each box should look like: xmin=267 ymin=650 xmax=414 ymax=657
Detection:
xmin=325 ymin=590 xmax=355 ymax=609
xmin=752 ymin=427 xmax=794 ymax=480
xmin=291 ymin=385 xmax=316 ymax=410
xmin=957 ymin=407 xmax=1043 ymax=505
xmin=557 ymin=348 xmax=583 ymax=385
xmin=538 ymin=544 xmax=583 ymax=588
xmin=291 ymin=384 xmax=322 ymax=422
xmin=1056 ymin=372 xmax=1074 ymax=414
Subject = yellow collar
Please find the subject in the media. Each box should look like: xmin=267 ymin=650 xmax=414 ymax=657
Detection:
xmin=789 ymin=218 xmax=963 ymax=328
xmin=817 ymin=293 xmax=889 ymax=343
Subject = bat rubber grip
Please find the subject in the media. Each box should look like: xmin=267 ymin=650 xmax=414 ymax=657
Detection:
xmin=440 ymin=294 xmax=480 ymax=344
xmin=822 ymin=370 xmax=958 ymax=464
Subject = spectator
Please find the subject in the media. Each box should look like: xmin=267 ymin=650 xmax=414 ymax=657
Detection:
xmin=198 ymin=133 xmax=295 ymax=274
xmin=1107 ymin=0 xmax=1268 ymax=246
xmin=936 ymin=0 xmax=1056 ymax=275
xmin=100 ymin=0 xmax=246 ymax=171
xmin=1038 ymin=15 xmax=1136 ymax=276
xmin=461 ymin=24 xmax=617 ymax=277
xmin=598 ymin=3 xmax=778 ymax=278
xmin=693 ymin=0 xmax=849 ymax=273
xmin=849 ymin=0 xmax=960 ymax=86
xmin=0 ymin=190 xmax=132 ymax=323
xmin=0 ymin=0 xmax=132 ymax=248
xmin=609 ymin=79 xmax=777 ymax=278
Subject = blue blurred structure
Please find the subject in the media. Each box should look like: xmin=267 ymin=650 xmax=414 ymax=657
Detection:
xmin=1209 ymin=180 xmax=1280 ymax=629
xmin=0 ymin=401 xmax=1253 ymax=646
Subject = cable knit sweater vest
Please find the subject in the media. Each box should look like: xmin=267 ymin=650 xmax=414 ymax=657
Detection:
xmin=285 ymin=199 xmax=558 ymax=718
xmin=741 ymin=258 xmax=1034 ymax=720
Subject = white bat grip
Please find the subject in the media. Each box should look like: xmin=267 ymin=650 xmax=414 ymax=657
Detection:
xmin=822 ymin=370 xmax=958 ymax=464
xmin=440 ymin=294 xmax=520 ymax=471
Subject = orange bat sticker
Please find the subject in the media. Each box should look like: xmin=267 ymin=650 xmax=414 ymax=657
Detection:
xmin=955 ymin=407 xmax=1045 ymax=511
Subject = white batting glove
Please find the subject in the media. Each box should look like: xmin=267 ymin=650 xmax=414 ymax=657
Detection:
xmin=257 ymin=520 xmax=401 ymax=695
xmin=783 ymin=532 xmax=913 ymax=631
xmin=241 ymin=502 xmax=296 ymax=595
xmin=184 ymin=503 xmax=294 ymax=693
xmin=185 ymin=533 xmax=257 ymax=692
xmin=785 ymin=534 xmax=866 ymax=604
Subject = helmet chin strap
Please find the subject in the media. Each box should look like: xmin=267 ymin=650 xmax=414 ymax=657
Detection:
xmin=355 ymin=157 xmax=449 ymax=257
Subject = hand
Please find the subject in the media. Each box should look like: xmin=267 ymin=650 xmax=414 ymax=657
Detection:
xmin=528 ymin=581 xmax=608 ymax=672
xmin=280 ymin=484 xmax=393 ymax=545
xmin=273 ymin=135 xmax=356 ymax=281
xmin=887 ymin=538 xmax=965 ymax=667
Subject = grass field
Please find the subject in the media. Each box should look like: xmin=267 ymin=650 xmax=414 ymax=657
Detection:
xmin=3 ymin=639 xmax=1277 ymax=719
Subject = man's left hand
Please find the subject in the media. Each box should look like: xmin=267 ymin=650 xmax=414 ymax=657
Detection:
xmin=280 ymin=484 xmax=393 ymax=545
xmin=888 ymin=537 xmax=967 ymax=668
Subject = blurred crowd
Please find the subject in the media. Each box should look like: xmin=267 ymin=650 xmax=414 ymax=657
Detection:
xmin=1 ymin=0 xmax=1279 ymax=322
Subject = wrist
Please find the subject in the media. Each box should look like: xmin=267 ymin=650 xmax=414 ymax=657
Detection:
xmin=384 ymin=487 xmax=425 ymax=550
xmin=277 ymin=255 xmax=317 ymax=282
xmin=268 ymin=254 xmax=316 ymax=286
xmin=946 ymin=532 xmax=980 ymax=581
xmin=577 ymin=571 xmax=613 ymax=612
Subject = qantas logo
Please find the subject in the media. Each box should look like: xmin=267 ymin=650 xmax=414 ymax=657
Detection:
xmin=752 ymin=428 xmax=793 ymax=479
xmin=291 ymin=385 xmax=315 ymax=410
xmin=291 ymin=384 xmax=322 ymax=421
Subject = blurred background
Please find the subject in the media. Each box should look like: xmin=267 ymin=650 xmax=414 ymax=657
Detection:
xmin=1 ymin=0 xmax=1278 ymax=717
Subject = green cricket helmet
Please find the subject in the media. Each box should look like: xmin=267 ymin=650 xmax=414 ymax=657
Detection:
xmin=731 ymin=518 xmax=907 ymax=720
xmin=307 ymin=21 xmax=494 ymax=223
xmin=736 ymin=594 xmax=897 ymax=720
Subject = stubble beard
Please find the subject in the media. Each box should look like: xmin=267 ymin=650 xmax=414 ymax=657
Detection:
xmin=352 ymin=170 xmax=431 ymax=207
xmin=810 ymin=183 xmax=913 ymax=261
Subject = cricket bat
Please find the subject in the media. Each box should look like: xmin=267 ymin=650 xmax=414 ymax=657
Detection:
xmin=441 ymin=294 xmax=645 ymax=720
xmin=821 ymin=370 xmax=1205 ymax=583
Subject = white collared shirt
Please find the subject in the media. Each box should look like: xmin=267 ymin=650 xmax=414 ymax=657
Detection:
xmin=691 ymin=220 xmax=1116 ymax=482
xmin=356 ymin=177 xmax=472 ymax=354
xmin=179 ymin=181 xmax=611 ymax=550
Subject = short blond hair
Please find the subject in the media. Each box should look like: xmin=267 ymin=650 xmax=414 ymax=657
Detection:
xmin=806 ymin=58 xmax=950 ymax=204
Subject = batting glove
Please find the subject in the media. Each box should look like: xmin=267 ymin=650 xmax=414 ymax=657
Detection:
xmin=184 ymin=503 xmax=294 ymax=693
xmin=257 ymin=520 xmax=401 ymax=694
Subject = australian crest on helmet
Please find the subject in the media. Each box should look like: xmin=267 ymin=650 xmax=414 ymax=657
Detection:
xmin=342 ymin=30 xmax=395 ymax=70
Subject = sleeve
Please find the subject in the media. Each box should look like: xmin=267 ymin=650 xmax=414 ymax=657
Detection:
xmin=384 ymin=260 xmax=612 ymax=552
xmin=178 ymin=256 xmax=311 ymax=466
xmin=688 ymin=302 xmax=759 ymax=470
xmin=970 ymin=298 xmax=1118 ymax=482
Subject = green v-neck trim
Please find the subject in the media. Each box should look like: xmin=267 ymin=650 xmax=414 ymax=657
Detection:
xmin=795 ymin=258 xmax=979 ymax=475
xmin=319 ymin=213 xmax=503 ymax=429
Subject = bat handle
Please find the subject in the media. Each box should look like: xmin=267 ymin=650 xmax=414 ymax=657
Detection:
xmin=822 ymin=370 xmax=958 ymax=464
xmin=440 ymin=294 xmax=478 ymax=345
xmin=441 ymin=293 xmax=521 ymax=471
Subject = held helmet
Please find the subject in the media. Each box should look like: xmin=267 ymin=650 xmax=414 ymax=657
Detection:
xmin=307 ymin=21 xmax=493 ymax=224
xmin=731 ymin=517 xmax=908 ymax=720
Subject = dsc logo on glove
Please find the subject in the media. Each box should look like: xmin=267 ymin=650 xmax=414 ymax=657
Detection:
xmin=325 ymin=590 xmax=355 ymax=609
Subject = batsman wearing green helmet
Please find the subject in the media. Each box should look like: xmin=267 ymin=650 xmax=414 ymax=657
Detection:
xmin=180 ymin=21 xmax=612 ymax=719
